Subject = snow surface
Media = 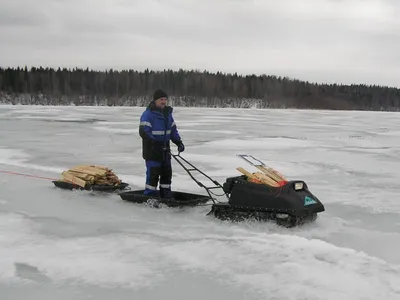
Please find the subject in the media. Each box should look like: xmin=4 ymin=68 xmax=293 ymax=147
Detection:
xmin=0 ymin=105 xmax=399 ymax=300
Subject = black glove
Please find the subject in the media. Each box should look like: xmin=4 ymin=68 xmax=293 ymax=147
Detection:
xmin=177 ymin=141 xmax=185 ymax=153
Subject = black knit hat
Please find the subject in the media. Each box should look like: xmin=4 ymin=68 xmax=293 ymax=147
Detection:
xmin=153 ymin=89 xmax=168 ymax=101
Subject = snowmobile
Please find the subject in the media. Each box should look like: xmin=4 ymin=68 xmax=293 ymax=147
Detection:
xmin=118 ymin=153 xmax=325 ymax=227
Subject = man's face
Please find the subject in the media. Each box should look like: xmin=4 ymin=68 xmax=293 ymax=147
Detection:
xmin=155 ymin=97 xmax=167 ymax=109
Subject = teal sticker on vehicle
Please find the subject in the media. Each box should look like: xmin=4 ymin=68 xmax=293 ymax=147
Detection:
xmin=304 ymin=196 xmax=317 ymax=206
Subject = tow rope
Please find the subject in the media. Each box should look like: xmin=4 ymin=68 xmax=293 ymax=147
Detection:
xmin=0 ymin=169 xmax=57 ymax=181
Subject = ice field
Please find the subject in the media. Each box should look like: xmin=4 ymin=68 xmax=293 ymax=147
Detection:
xmin=0 ymin=104 xmax=399 ymax=300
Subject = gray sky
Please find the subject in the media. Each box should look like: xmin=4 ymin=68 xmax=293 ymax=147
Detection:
xmin=1 ymin=0 xmax=399 ymax=87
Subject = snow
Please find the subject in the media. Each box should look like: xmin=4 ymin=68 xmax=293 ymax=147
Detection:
xmin=0 ymin=104 xmax=400 ymax=300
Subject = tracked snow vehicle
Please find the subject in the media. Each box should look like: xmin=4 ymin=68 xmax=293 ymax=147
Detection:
xmin=209 ymin=174 xmax=324 ymax=227
xmin=205 ymin=154 xmax=324 ymax=227
xmin=119 ymin=153 xmax=325 ymax=227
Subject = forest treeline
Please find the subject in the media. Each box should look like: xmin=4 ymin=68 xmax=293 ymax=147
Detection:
xmin=0 ymin=66 xmax=399 ymax=110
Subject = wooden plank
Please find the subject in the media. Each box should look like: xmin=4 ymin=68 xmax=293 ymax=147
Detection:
xmin=236 ymin=167 xmax=255 ymax=179
xmin=254 ymin=166 xmax=282 ymax=183
xmin=252 ymin=172 xmax=280 ymax=187
xmin=73 ymin=164 xmax=109 ymax=170
xmin=60 ymin=171 xmax=87 ymax=187
xmin=63 ymin=170 xmax=95 ymax=181
xmin=82 ymin=166 xmax=108 ymax=176
xmin=258 ymin=165 xmax=287 ymax=181
xmin=236 ymin=167 xmax=279 ymax=187
xmin=69 ymin=166 xmax=107 ymax=176
xmin=68 ymin=168 xmax=99 ymax=177
xmin=91 ymin=165 xmax=109 ymax=170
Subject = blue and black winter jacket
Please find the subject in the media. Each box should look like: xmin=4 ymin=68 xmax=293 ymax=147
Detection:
xmin=139 ymin=102 xmax=182 ymax=161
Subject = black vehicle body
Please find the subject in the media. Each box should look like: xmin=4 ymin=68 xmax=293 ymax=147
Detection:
xmin=208 ymin=175 xmax=324 ymax=227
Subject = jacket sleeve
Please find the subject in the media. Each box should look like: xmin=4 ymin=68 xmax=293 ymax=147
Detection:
xmin=170 ymin=115 xmax=182 ymax=144
xmin=139 ymin=111 xmax=155 ymax=140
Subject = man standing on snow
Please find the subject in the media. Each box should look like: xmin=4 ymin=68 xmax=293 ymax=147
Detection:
xmin=139 ymin=89 xmax=185 ymax=197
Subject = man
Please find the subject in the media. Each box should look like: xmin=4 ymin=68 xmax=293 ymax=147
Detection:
xmin=139 ymin=89 xmax=185 ymax=198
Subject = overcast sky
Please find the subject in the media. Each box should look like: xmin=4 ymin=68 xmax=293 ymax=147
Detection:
xmin=0 ymin=0 xmax=399 ymax=87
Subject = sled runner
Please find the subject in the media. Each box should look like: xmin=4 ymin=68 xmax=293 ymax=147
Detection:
xmin=119 ymin=189 xmax=210 ymax=207
xmin=53 ymin=180 xmax=129 ymax=192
